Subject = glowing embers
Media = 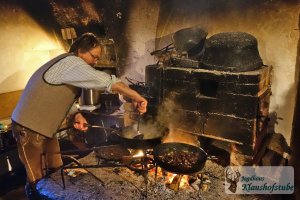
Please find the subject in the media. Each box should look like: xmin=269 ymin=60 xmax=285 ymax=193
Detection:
xmin=166 ymin=173 xmax=189 ymax=191
xmin=131 ymin=149 xmax=145 ymax=158
xmin=124 ymin=149 xmax=155 ymax=172
xmin=151 ymin=167 xmax=211 ymax=192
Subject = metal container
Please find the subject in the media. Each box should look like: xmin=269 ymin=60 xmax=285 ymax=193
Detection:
xmin=200 ymin=32 xmax=263 ymax=72
xmin=172 ymin=27 xmax=207 ymax=60
xmin=79 ymin=88 xmax=102 ymax=106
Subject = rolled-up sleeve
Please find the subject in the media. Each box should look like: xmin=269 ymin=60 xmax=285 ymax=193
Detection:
xmin=106 ymin=75 xmax=121 ymax=93
xmin=44 ymin=56 xmax=120 ymax=93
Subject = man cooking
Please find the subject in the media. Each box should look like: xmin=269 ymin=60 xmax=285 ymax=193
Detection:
xmin=11 ymin=32 xmax=147 ymax=200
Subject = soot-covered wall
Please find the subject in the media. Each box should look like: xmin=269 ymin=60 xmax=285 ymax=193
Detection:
xmin=154 ymin=0 xmax=300 ymax=145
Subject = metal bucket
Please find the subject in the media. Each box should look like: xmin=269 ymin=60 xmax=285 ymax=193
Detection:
xmin=79 ymin=88 xmax=102 ymax=106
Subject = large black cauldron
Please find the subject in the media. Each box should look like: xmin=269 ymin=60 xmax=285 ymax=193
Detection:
xmin=200 ymin=32 xmax=263 ymax=72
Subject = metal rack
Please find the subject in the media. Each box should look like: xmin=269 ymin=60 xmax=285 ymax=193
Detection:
xmin=43 ymin=146 xmax=155 ymax=199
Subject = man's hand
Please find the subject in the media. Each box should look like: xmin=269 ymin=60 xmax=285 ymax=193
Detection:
xmin=111 ymin=82 xmax=148 ymax=114
xmin=73 ymin=113 xmax=88 ymax=131
xmin=133 ymin=98 xmax=148 ymax=114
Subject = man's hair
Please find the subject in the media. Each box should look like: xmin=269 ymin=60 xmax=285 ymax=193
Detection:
xmin=69 ymin=32 xmax=100 ymax=54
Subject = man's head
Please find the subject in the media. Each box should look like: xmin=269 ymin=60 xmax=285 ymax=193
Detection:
xmin=69 ymin=32 xmax=101 ymax=66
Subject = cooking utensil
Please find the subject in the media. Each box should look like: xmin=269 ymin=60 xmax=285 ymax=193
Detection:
xmin=199 ymin=32 xmax=263 ymax=72
xmin=94 ymin=144 xmax=130 ymax=161
xmin=111 ymin=122 xmax=167 ymax=149
xmin=153 ymin=142 xmax=208 ymax=174
xmin=172 ymin=27 xmax=207 ymax=60
xmin=133 ymin=113 xmax=144 ymax=139
xmin=131 ymin=103 xmax=145 ymax=140
xmin=83 ymin=124 xmax=115 ymax=130
xmin=73 ymin=121 xmax=166 ymax=149
xmin=79 ymin=88 xmax=102 ymax=106
xmin=72 ymin=122 xmax=116 ymax=131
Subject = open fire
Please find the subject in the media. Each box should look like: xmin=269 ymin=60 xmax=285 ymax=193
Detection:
xmin=128 ymin=125 xmax=209 ymax=192
xmin=131 ymin=149 xmax=145 ymax=158
xmin=148 ymin=165 xmax=210 ymax=192
xmin=162 ymin=125 xmax=200 ymax=147
xmin=166 ymin=174 xmax=189 ymax=191
xmin=127 ymin=125 xmax=208 ymax=192
xmin=40 ymin=148 xmax=263 ymax=200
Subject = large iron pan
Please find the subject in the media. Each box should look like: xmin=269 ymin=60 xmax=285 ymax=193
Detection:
xmin=111 ymin=122 xmax=168 ymax=149
xmin=153 ymin=142 xmax=208 ymax=174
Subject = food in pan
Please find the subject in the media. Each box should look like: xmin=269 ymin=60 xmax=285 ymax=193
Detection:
xmin=157 ymin=147 xmax=200 ymax=169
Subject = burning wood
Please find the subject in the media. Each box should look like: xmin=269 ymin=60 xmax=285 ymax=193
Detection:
xmin=198 ymin=173 xmax=211 ymax=191
xmin=164 ymin=172 xmax=212 ymax=192
xmin=131 ymin=149 xmax=145 ymax=157
xmin=167 ymin=174 xmax=183 ymax=191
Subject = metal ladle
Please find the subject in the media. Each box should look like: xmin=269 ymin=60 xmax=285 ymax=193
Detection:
xmin=132 ymin=105 xmax=144 ymax=140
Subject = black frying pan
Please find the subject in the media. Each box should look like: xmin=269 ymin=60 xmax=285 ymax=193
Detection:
xmin=111 ymin=123 xmax=168 ymax=149
xmin=73 ymin=121 xmax=166 ymax=149
xmin=153 ymin=142 xmax=208 ymax=174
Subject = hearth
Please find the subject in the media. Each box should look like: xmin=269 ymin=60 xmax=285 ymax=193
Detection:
xmin=57 ymin=146 xmax=212 ymax=198
xmin=141 ymin=31 xmax=272 ymax=165
xmin=60 ymin=146 xmax=216 ymax=194
xmin=38 ymin=150 xmax=269 ymax=200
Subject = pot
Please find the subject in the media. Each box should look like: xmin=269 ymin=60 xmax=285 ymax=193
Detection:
xmin=153 ymin=142 xmax=208 ymax=174
xmin=199 ymin=32 xmax=263 ymax=72
xmin=79 ymin=88 xmax=102 ymax=106
xmin=111 ymin=121 xmax=168 ymax=149
xmin=172 ymin=27 xmax=207 ymax=60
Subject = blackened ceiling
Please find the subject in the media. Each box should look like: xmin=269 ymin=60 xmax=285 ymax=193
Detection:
xmin=2 ymin=0 xmax=129 ymax=38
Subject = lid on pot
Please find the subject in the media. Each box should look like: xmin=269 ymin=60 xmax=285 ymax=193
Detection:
xmin=199 ymin=32 xmax=263 ymax=72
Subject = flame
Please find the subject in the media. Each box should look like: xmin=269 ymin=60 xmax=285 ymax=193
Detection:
xmin=149 ymin=166 xmax=191 ymax=191
xmin=166 ymin=173 xmax=177 ymax=184
xmin=154 ymin=124 xmax=198 ymax=191
xmin=180 ymin=175 xmax=189 ymax=188
xmin=166 ymin=173 xmax=189 ymax=188
xmin=131 ymin=149 xmax=144 ymax=158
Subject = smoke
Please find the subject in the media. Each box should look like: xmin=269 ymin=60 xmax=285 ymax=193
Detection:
xmin=156 ymin=95 xmax=199 ymax=146
xmin=155 ymin=96 xmax=178 ymax=127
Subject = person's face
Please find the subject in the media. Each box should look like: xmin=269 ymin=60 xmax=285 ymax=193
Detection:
xmin=78 ymin=46 xmax=101 ymax=66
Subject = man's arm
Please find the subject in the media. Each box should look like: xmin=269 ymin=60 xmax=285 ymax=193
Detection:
xmin=111 ymin=82 xmax=147 ymax=114
xmin=73 ymin=82 xmax=147 ymax=131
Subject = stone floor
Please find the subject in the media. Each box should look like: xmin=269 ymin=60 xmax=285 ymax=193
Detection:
xmin=0 ymin=139 xmax=292 ymax=200
xmin=36 ymin=152 xmax=281 ymax=200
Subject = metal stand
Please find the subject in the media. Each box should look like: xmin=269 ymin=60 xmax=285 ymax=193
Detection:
xmin=44 ymin=146 xmax=154 ymax=199
xmin=60 ymin=162 xmax=125 ymax=189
